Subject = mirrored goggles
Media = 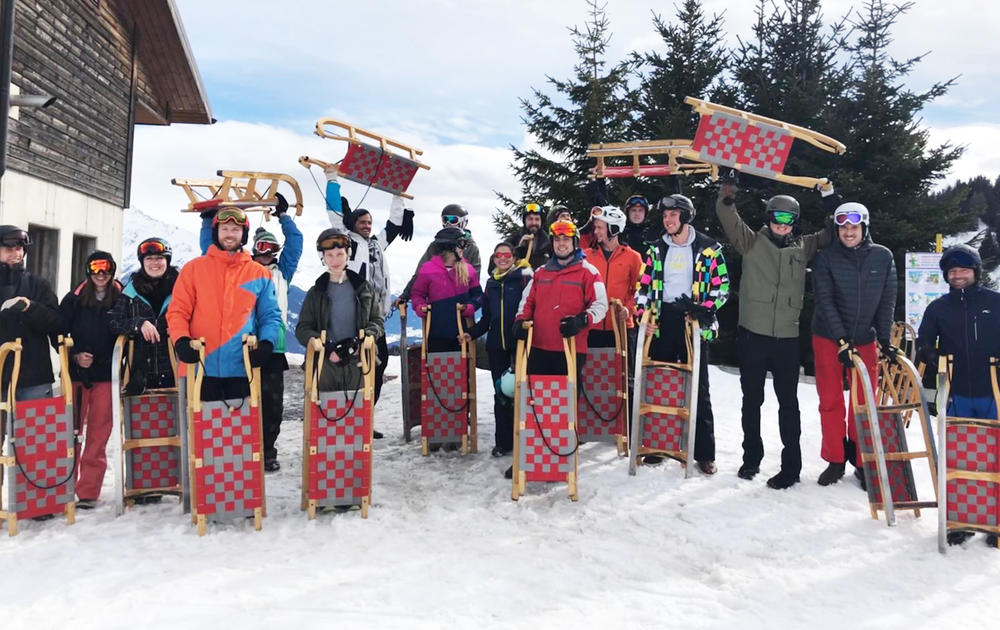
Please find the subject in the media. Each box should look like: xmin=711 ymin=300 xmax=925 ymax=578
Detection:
xmin=524 ymin=203 xmax=543 ymax=215
xmin=549 ymin=220 xmax=579 ymax=238
xmin=442 ymin=214 xmax=463 ymax=225
xmin=253 ymin=241 xmax=281 ymax=255
xmin=769 ymin=211 xmax=798 ymax=226
xmin=0 ymin=230 xmax=30 ymax=248
xmin=138 ymin=239 xmax=168 ymax=256
xmin=834 ymin=212 xmax=864 ymax=226
xmin=214 ymin=207 xmax=248 ymax=226
xmin=87 ymin=259 xmax=113 ymax=275
xmin=318 ymin=234 xmax=351 ymax=250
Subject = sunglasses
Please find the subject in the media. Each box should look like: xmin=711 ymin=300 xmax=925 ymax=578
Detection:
xmin=442 ymin=214 xmax=463 ymax=225
xmin=214 ymin=207 xmax=248 ymax=226
xmin=493 ymin=251 xmax=513 ymax=262
xmin=138 ymin=239 xmax=168 ymax=256
xmin=88 ymin=259 xmax=113 ymax=275
xmin=524 ymin=203 xmax=543 ymax=215
xmin=834 ymin=212 xmax=864 ymax=226
xmin=549 ymin=221 xmax=578 ymax=238
xmin=318 ymin=234 xmax=351 ymax=250
xmin=254 ymin=241 xmax=281 ymax=255
xmin=769 ymin=211 xmax=798 ymax=225
xmin=0 ymin=230 xmax=30 ymax=248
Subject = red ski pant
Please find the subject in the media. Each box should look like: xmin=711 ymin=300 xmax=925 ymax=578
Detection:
xmin=74 ymin=381 xmax=113 ymax=501
xmin=812 ymin=336 xmax=877 ymax=464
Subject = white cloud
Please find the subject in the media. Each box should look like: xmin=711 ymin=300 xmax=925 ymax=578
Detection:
xmin=927 ymin=123 xmax=1000 ymax=186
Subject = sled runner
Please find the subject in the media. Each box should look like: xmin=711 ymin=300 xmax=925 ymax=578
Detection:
xmin=586 ymin=139 xmax=717 ymax=180
xmin=849 ymin=351 xmax=938 ymax=527
xmin=172 ymin=170 xmax=304 ymax=217
xmin=399 ymin=303 xmax=422 ymax=443
xmin=301 ymin=332 xmax=377 ymax=519
xmin=0 ymin=337 xmax=77 ymax=536
xmin=577 ymin=299 xmax=629 ymax=455
xmin=684 ymin=96 xmax=844 ymax=190
xmin=628 ymin=310 xmax=701 ymax=478
xmin=889 ymin=321 xmax=920 ymax=365
xmin=305 ymin=118 xmax=431 ymax=199
xmin=109 ymin=335 xmax=183 ymax=516
xmin=511 ymin=323 xmax=579 ymax=501
xmin=936 ymin=355 xmax=1000 ymax=552
xmin=419 ymin=304 xmax=478 ymax=455
xmin=182 ymin=337 xmax=266 ymax=536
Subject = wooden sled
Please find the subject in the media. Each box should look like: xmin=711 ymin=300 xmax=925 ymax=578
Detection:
xmin=628 ymin=310 xmax=701 ymax=477
xmin=109 ymin=335 xmax=183 ymax=516
xmin=511 ymin=324 xmax=579 ymax=502
xmin=182 ymin=336 xmax=266 ymax=536
xmin=399 ymin=303 xmax=422 ymax=442
xmin=936 ymin=355 xmax=1000 ymax=552
xmin=305 ymin=118 xmax=431 ymax=200
xmin=586 ymin=139 xmax=717 ymax=180
xmin=577 ymin=299 xmax=629 ymax=456
xmin=301 ymin=332 xmax=377 ymax=519
xmin=683 ymin=96 xmax=844 ymax=190
xmin=419 ymin=304 xmax=477 ymax=455
xmin=172 ymin=170 xmax=304 ymax=217
xmin=850 ymin=351 xmax=938 ymax=527
xmin=0 ymin=337 xmax=77 ymax=536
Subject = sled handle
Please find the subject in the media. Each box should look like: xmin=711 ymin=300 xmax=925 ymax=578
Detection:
xmin=314 ymin=117 xmax=427 ymax=163
xmin=0 ymin=338 xmax=23 ymax=414
xmin=56 ymin=335 xmax=74 ymax=407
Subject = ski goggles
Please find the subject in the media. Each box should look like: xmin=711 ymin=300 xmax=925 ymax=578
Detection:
xmin=213 ymin=207 xmax=249 ymax=227
xmin=253 ymin=240 xmax=281 ymax=255
xmin=0 ymin=230 xmax=30 ymax=248
xmin=768 ymin=211 xmax=798 ymax=225
xmin=442 ymin=214 xmax=464 ymax=226
xmin=549 ymin=220 xmax=578 ymax=238
xmin=138 ymin=239 xmax=169 ymax=256
xmin=493 ymin=250 xmax=513 ymax=262
xmin=523 ymin=202 xmax=543 ymax=216
xmin=625 ymin=195 xmax=649 ymax=210
xmin=87 ymin=259 xmax=113 ymax=275
xmin=317 ymin=233 xmax=351 ymax=250
xmin=834 ymin=211 xmax=865 ymax=226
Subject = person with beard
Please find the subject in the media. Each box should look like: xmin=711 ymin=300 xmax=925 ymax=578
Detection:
xmin=715 ymin=172 xmax=835 ymax=490
xmin=110 ymin=238 xmax=179 ymax=395
xmin=0 ymin=225 xmax=61 ymax=401
xmin=505 ymin=202 xmax=551 ymax=269
xmin=59 ymin=251 xmax=122 ymax=509
xmin=635 ymin=195 xmax=730 ymax=475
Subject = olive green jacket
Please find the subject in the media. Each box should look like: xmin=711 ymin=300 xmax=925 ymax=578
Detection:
xmin=716 ymin=193 xmax=833 ymax=338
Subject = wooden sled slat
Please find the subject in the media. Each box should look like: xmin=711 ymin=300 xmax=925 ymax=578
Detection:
xmin=172 ymin=170 xmax=304 ymax=217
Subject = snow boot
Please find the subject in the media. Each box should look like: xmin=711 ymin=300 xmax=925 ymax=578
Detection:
xmin=817 ymin=462 xmax=846 ymax=486
xmin=947 ymin=531 xmax=974 ymax=546
xmin=987 ymin=534 xmax=998 ymax=548
xmin=642 ymin=454 xmax=665 ymax=465
xmin=697 ymin=460 xmax=717 ymax=475
xmin=737 ymin=464 xmax=759 ymax=480
xmin=854 ymin=466 xmax=866 ymax=491
xmin=503 ymin=465 xmax=513 ymax=479
xmin=76 ymin=499 xmax=96 ymax=510
xmin=766 ymin=471 xmax=799 ymax=490
xmin=491 ymin=446 xmax=511 ymax=457
xmin=264 ymin=458 xmax=280 ymax=472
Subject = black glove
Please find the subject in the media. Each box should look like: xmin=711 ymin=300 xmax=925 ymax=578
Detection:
xmin=721 ymin=168 xmax=740 ymax=187
xmin=326 ymin=337 xmax=360 ymax=363
xmin=401 ymin=209 xmax=415 ymax=241
xmin=273 ymin=192 xmax=288 ymax=216
xmin=559 ymin=313 xmax=589 ymax=338
xmin=674 ymin=295 xmax=716 ymax=329
xmin=837 ymin=338 xmax=856 ymax=368
xmin=879 ymin=339 xmax=901 ymax=365
xmin=514 ymin=323 xmax=530 ymax=342
xmin=248 ymin=340 xmax=273 ymax=368
xmin=174 ymin=337 xmax=201 ymax=364
xmin=916 ymin=345 xmax=939 ymax=370
xmin=199 ymin=208 xmax=217 ymax=221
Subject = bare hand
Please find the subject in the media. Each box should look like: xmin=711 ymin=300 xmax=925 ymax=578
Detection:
xmin=459 ymin=333 xmax=471 ymax=343
xmin=1 ymin=296 xmax=30 ymax=311
xmin=328 ymin=352 xmax=340 ymax=364
xmin=645 ymin=325 xmax=655 ymax=338
xmin=75 ymin=352 xmax=94 ymax=368
xmin=519 ymin=234 xmax=533 ymax=246
xmin=140 ymin=320 xmax=160 ymax=343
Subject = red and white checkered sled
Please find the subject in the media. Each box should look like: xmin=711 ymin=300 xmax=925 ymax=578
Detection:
xmin=511 ymin=323 xmax=579 ymax=501
xmin=419 ymin=304 xmax=478 ymax=455
xmin=936 ymin=355 xmax=1000 ymax=552
xmin=181 ymin=336 xmax=266 ymax=536
xmin=0 ymin=337 xmax=77 ymax=536
xmin=109 ymin=335 xmax=183 ymax=515
xmin=848 ymin=348 xmax=938 ymax=528
xmin=301 ymin=332 xmax=376 ymax=519
xmin=577 ymin=299 xmax=629 ymax=455
xmin=629 ymin=310 xmax=701 ymax=477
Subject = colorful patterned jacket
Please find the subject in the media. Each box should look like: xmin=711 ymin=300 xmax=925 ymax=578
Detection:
xmin=635 ymin=229 xmax=730 ymax=340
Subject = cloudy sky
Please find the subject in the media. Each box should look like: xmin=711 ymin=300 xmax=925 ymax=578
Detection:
xmin=131 ymin=0 xmax=1000 ymax=287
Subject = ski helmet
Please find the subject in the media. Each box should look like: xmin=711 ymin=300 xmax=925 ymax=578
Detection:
xmin=85 ymin=250 xmax=117 ymax=277
xmin=441 ymin=203 xmax=468 ymax=229
xmin=498 ymin=368 xmax=515 ymax=398
xmin=765 ymin=195 xmax=800 ymax=224
xmin=432 ymin=226 xmax=468 ymax=254
xmin=522 ymin=202 xmax=544 ymax=223
xmin=548 ymin=219 xmax=580 ymax=250
xmin=252 ymin=227 xmax=282 ymax=257
xmin=211 ymin=206 xmax=250 ymax=248
xmin=625 ymin=195 xmax=650 ymax=212
xmin=658 ymin=194 xmax=696 ymax=225
xmin=548 ymin=204 xmax=573 ymax=225
xmin=939 ymin=244 xmax=982 ymax=280
xmin=316 ymin=227 xmax=351 ymax=251
xmin=833 ymin=202 xmax=869 ymax=236
xmin=136 ymin=237 xmax=172 ymax=264
xmin=591 ymin=205 xmax=627 ymax=237
xmin=0 ymin=225 xmax=31 ymax=250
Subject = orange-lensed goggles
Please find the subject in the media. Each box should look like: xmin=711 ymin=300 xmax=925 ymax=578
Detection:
xmin=138 ymin=239 xmax=168 ymax=256
xmin=87 ymin=259 xmax=113 ymax=275
xmin=318 ymin=234 xmax=351 ymax=250
xmin=549 ymin=220 xmax=578 ymax=238
xmin=524 ymin=202 xmax=543 ymax=215
xmin=213 ymin=207 xmax=248 ymax=227
xmin=253 ymin=241 xmax=281 ymax=255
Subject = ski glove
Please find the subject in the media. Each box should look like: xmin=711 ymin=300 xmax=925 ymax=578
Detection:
xmin=273 ymin=192 xmax=288 ymax=217
xmin=674 ymin=295 xmax=716 ymax=329
xmin=879 ymin=340 xmax=901 ymax=365
xmin=248 ymin=340 xmax=273 ymax=368
xmin=326 ymin=337 xmax=360 ymax=363
xmin=514 ymin=323 xmax=530 ymax=342
xmin=559 ymin=313 xmax=589 ymax=338
xmin=199 ymin=208 xmax=217 ymax=221
xmin=174 ymin=337 xmax=201 ymax=364
xmin=837 ymin=338 xmax=856 ymax=368
xmin=916 ymin=345 xmax=939 ymax=371
xmin=401 ymin=209 xmax=415 ymax=241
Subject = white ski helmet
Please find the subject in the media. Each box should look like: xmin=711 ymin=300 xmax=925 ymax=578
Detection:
xmin=592 ymin=205 xmax=627 ymax=237
xmin=834 ymin=202 xmax=869 ymax=227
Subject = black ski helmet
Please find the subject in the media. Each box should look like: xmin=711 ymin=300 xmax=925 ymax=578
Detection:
xmin=657 ymin=194 xmax=696 ymax=225
xmin=522 ymin=202 xmax=544 ymax=223
xmin=136 ymin=237 xmax=172 ymax=264
xmin=316 ymin=227 xmax=351 ymax=251
xmin=765 ymin=195 xmax=800 ymax=220
xmin=85 ymin=250 xmax=117 ymax=277
xmin=432 ymin=226 xmax=468 ymax=254
xmin=939 ymin=244 xmax=982 ymax=281
xmin=211 ymin=206 xmax=250 ymax=248
xmin=0 ymin=225 xmax=31 ymax=250
xmin=441 ymin=203 xmax=467 ymax=218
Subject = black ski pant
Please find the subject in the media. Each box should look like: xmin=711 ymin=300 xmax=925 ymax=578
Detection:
xmin=648 ymin=306 xmax=715 ymax=462
xmin=374 ymin=334 xmax=389 ymax=405
xmin=260 ymin=367 xmax=284 ymax=461
xmin=488 ymin=346 xmax=513 ymax=452
xmin=527 ymin=348 xmax=585 ymax=398
xmin=738 ymin=327 xmax=802 ymax=476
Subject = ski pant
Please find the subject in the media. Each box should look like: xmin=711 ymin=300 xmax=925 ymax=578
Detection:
xmin=487 ymin=346 xmax=514 ymax=452
xmin=738 ymin=327 xmax=802 ymax=476
xmin=73 ymin=381 xmax=113 ymax=501
xmin=649 ymin=306 xmax=715 ymax=462
xmin=948 ymin=394 xmax=998 ymax=420
xmin=527 ymin=348 xmax=585 ymax=385
xmin=15 ymin=383 xmax=52 ymax=400
xmin=374 ymin=334 xmax=389 ymax=405
xmin=812 ymin=335 xmax=877 ymax=464
xmin=260 ymin=367 xmax=284 ymax=461
xmin=200 ymin=377 xmax=250 ymax=403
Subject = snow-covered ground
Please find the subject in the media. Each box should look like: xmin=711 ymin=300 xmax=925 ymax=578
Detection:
xmin=2 ymin=360 xmax=996 ymax=629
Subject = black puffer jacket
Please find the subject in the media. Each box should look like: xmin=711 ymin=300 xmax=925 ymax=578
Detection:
xmin=60 ymin=282 xmax=120 ymax=383
xmin=0 ymin=263 xmax=61 ymax=389
xmin=811 ymin=236 xmax=897 ymax=345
